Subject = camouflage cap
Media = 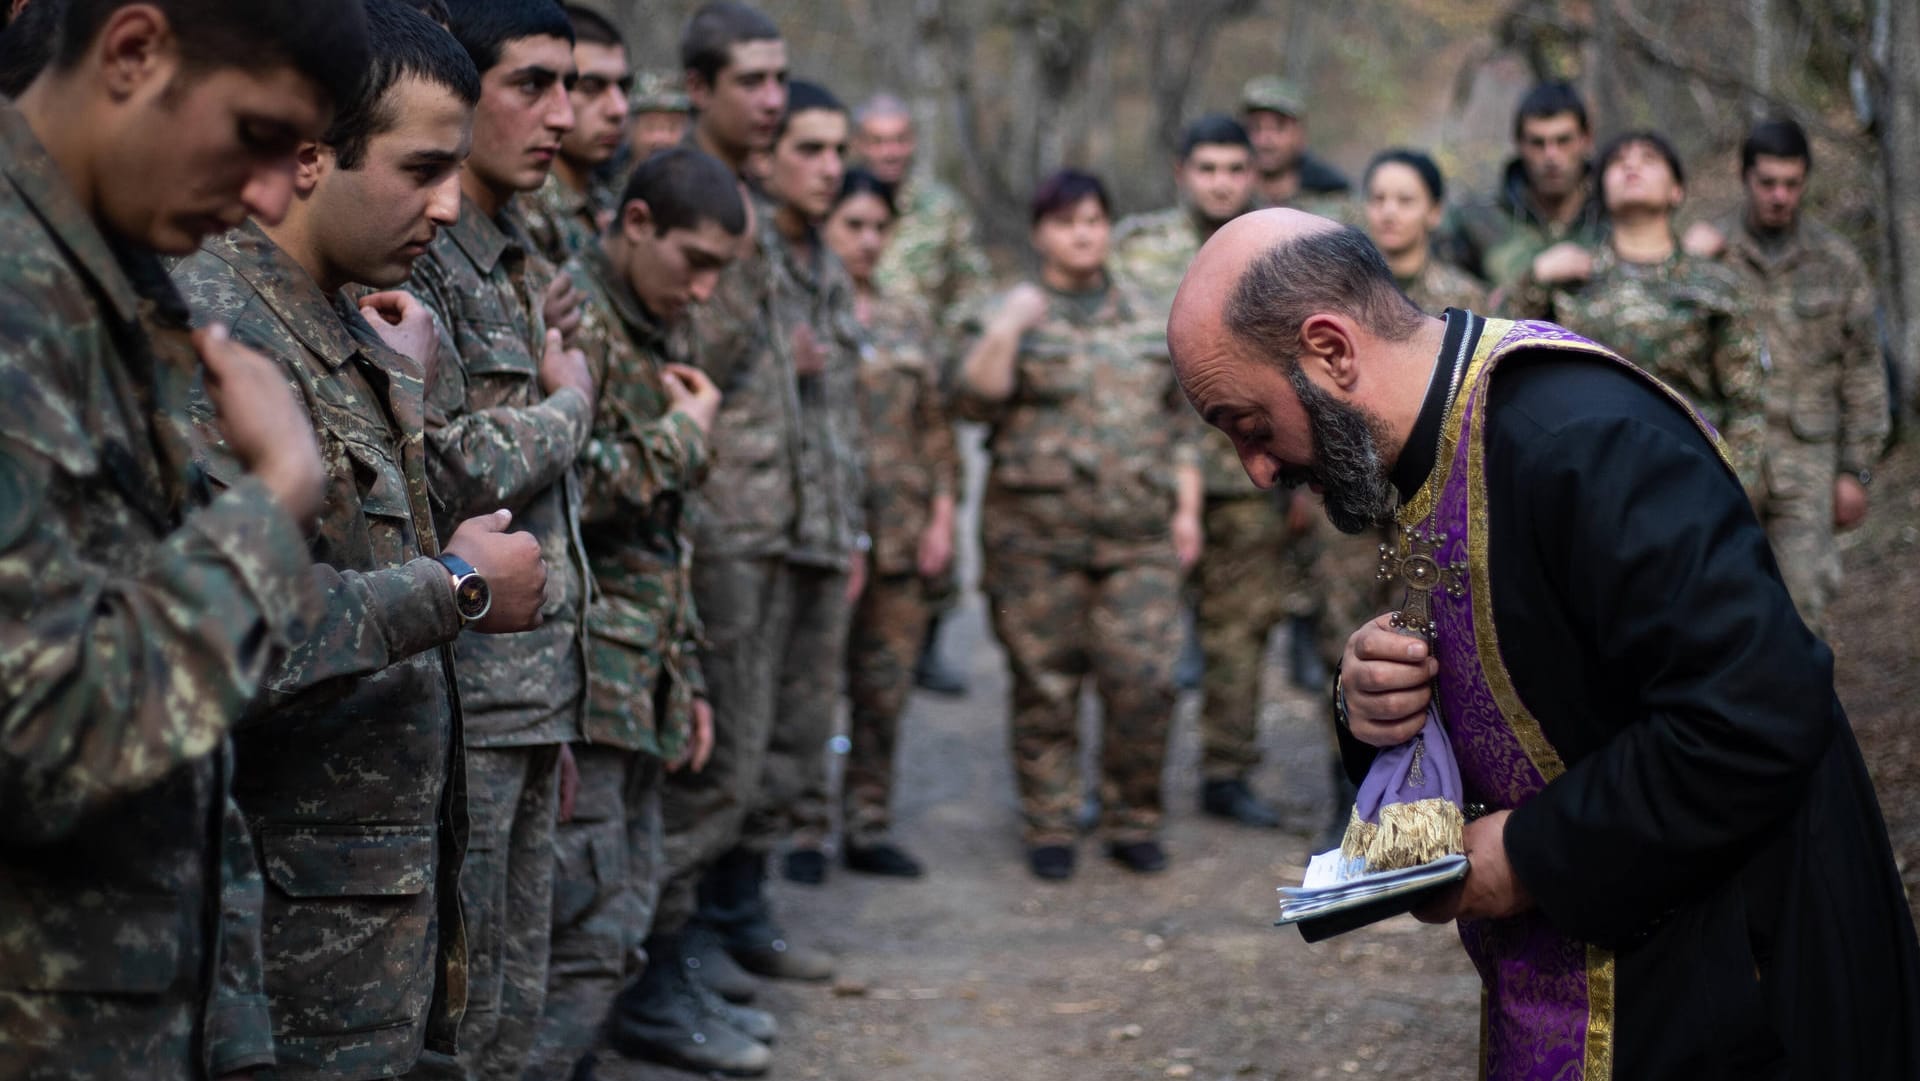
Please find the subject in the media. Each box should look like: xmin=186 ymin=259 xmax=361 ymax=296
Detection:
xmin=631 ymin=70 xmax=691 ymax=114
xmin=1240 ymin=76 xmax=1306 ymax=118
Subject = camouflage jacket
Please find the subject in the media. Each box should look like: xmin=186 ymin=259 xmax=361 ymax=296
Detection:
xmin=405 ymin=195 xmax=591 ymax=746
xmin=675 ymin=196 xmax=803 ymax=562
xmin=522 ymin=171 xmax=603 ymax=269
xmin=0 ymin=106 xmax=313 ymax=1079
xmin=767 ymin=211 xmax=867 ymax=571
xmin=873 ymin=174 xmax=992 ymax=334
xmin=1111 ymin=205 xmax=1206 ymax=325
xmin=1716 ymin=213 xmax=1888 ymax=475
xmin=1397 ymin=255 xmax=1489 ymax=316
xmin=1440 ymin=158 xmax=1608 ymax=290
xmin=953 ymin=277 xmax=1201 ymax=561
xmin=174 ymin=222 xmax=469 ymax=1077
xmin=567 ymin=239 xmax=709 ymax=758
xmin=1109 ymin=206 xmax=1253 ymax=498
xmin=1502 ymin=243 xmax=1769 ymax=493
xmin=856 ymin=287 xmax=960 ymax=577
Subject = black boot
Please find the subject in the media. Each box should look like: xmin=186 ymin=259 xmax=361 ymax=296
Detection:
xmin=844 ymin=839 xmax=926 ymax=877
xmin=782 ymin=847 xmax=827 ymax=885
xmin=913 ymin=616 xmax=969 ymax=696
xmin=680 ymin=921 xmax=759 ymax=1004
xmin=1105 ymin=839 xmax=1169 ymax=873
xmin=1289 ymin=616 xmax=1329 ymax=693
xmin=607 ymin=933 xmax=772 ymax=1076
xmin=708 ymin=848 xmax=835 ymax=981
xmin=1200 ymin=778 xmax=1282 ymax=829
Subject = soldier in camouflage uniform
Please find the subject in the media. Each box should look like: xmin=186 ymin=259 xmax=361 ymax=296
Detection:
xmin=823 ymin=169 xmax=961 ymax=877
xmin=1499 ymin=131 xmax=1769 ymax=499
xmin=524 ymin=148 xmax=748 ymax=1081
xmin=1440 ymin=81 xmax=1606 ymax=291
xmin=1701 ymin=120 xmax=1889 ymax=635
xmin=1363 ymin=149 xmax=1489 ymax=315
xmin=0 ymin=5 xmax=361 ymax=1078
xmin=522 ymin=4 xmax=630 ymax=265
xmin=955 ymin=170 xmax=1203 ymax=880
xmin=405 ymin=4 xmax=594 ymax=1078
xmin=627 ymin=71 xmax=692 ymax=162
xmin=615 ymin=6 xmax=807 ymax=1076
xmin=851 ymin=92 xmax=989 ymax=695
xmin=169 ymin=11 xmax=525 ymax=1077
xmin=751 ymin=82 xmax=869 ymax=889
xmin=1111 ymin=115 xmax=1301 ymax=829
xmin=1239 ymin=77 xmax=1353 ymax=220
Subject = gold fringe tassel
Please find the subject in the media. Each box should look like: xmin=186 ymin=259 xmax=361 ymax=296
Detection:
xmin=1339 ymin=809 xmax=1378 ymax=862
xmin=1365 ymin=799 xmax=1465 ymax=871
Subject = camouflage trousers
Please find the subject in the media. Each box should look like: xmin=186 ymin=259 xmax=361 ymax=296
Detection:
xmin=656 ymin=556 xmax=792 ymax=933
xmin=752 ymin=563 xmax=854 ymax=854
xmin=524 ymin=746 xmax=663 ymax=1081
xmin=1761 ymin=433 xmax=1842 ymax=637
xmin=1313 ymin=525 xmax=1395 ymax=668
xmin=843 ymin=572 xmax=937 ymax=844
xmin=983 ymin=541 xmax=1181 ymax=847
xmin=1194 ymin=495 xmax=1318 ymax=781
xmin=453 ymin=744 xmax=560 ymax=1081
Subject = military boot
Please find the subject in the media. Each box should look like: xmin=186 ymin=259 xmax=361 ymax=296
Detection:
xmin=687 ymin=966 xmax=780 ymax=1044
xmin=681 ymin=921 xmax=760 ymax=1004
xmin=607 ymin=933 xmax=772 ymax=1077
xmin=1201 ymin=778 xmax=1283 ymax=829
xmin=707 ymin=849 xmax=834 ymax=981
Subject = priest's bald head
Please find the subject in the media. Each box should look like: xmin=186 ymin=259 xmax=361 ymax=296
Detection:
xmin=1169 ymin=208 xmax=1446 ymax=533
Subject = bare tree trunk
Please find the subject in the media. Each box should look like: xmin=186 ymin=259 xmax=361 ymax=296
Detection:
xmin=1591 ymin=0 xmax=1621 ymax=129
xmin=1871 ymin=0 xmax=1920 ymax=413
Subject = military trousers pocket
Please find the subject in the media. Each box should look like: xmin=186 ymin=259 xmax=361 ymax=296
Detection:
xmin=548 ymin=814 xmax=630 ymax=976
xmin=0 ymin=884 xmax=181 ymax=993
xmin=259 ymin=825 xmax=435 ymax=898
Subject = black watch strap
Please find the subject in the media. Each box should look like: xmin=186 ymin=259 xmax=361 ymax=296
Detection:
xmin=435 ymin=553 xmax=478 ymax=579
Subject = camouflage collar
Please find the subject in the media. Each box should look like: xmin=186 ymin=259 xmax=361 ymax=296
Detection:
xmin=0 ymin=103 xmax=141 ymax=323
xmin=1725 ymin=214 xmax=1808 ymax=270
xmin=200 ymin=220 xmax=360 ymax=370
xmin=580 ymin=238 xmax=665 ymax=350
xmin=443 ymin=193 xmax=520 ymax=275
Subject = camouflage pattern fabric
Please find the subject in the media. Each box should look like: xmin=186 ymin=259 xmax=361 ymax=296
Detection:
xmin=873 ymin=174 xmax=993 ymax=336
xmin=522 ymin=172 xmax=603 ymax=269
xmin=1398 ymin=256 xmax=1490 ymax=315
xmin=843 ymin=572 xmax=933 ymax=843
xmin=1439 ymin=159 xmax=1608 ymax=289
xmin=456 ymin=745 xmax=560 ymax=1081
xmin=404 ymin=194 xmax=591 ymax=748
xmin=656 ymin=556 xmax=793 ymax=933
xmin=1717 ymin=213 xmax=1889 ymax=634
xmin=525 ymin=747 xmax=662 ymax=1081
xmin=1192 ymin=495 xmax=1319 ymax=781
xmin=173 ymin=223 xmax=469 ymax=1079
xmin=1499 ymin=243 xmax=1770 ymax=496
xmin=568 ymin=239 xmax=709 ymax=761
xmin=1111 ymin=205 xmax=1205 ymax=326
xmin=955 ymin=279 xmax=1196 ymax=845
xmin=405 ymin=196 xmax=586 ymax=1080
xmin=752 ymin=563 xmax=853 ymax=853
xmin=0 ymin=105 xmax=314 ymax=1080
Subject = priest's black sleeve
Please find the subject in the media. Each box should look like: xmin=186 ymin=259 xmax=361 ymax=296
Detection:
xmin=1490 ymin=358 xmax=1838 ymax=947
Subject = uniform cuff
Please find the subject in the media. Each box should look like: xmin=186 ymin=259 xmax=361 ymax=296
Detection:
xmin=205 ymin=995 xmax=277 ymax=1076
xmin=186 ymin=475 xmax=317 ymax=650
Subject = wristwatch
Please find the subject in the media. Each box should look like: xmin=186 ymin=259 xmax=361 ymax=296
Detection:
xmin=435 ymin=553 xmax=492 ymax=624
xmin=1844 ymin=467 xmax=1873 ymax=489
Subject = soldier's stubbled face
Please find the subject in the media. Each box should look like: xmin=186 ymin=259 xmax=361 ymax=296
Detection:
xmin=466 ymin=34 xmax=575 ymax=199
xmin=102 ymin=64 xmax=328 ymax=254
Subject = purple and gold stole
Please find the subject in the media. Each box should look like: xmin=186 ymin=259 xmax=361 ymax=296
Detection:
xmin=1393 ymin=319 xmax=1734 ymax=1080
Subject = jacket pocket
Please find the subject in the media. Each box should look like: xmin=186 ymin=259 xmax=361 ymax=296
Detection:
xmin=259 ymin=824 xmax=435 ymax=898
xmin=0 ymin=884 xmax=181 ymax=993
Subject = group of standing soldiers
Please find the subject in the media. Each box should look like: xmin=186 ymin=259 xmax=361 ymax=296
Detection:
xmin=0 ymin=2 xmax=1896 ymax=1081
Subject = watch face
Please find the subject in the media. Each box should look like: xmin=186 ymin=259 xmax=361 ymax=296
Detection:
xmin=454 ymin=574 xmax=491 ymax=621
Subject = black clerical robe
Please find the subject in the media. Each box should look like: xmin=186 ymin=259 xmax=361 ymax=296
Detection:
xmin=1342 ymin=310 xmax=1920 ymax=1078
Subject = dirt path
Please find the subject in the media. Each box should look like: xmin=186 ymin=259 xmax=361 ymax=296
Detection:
xmin=611 ymin=438 xmax=1920 ymax=1081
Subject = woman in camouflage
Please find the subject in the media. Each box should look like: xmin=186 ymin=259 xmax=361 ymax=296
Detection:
xmin=1363 ymin=148 xmax=1489 ymax=314
xmin=953 ymin=170 xmax=1204 ymax=881
xmin=826 ymin=169 xmax=961 ymax=879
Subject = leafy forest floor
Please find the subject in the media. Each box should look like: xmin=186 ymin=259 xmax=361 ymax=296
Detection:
xmin=611 ymin=435 xmax=1920 ymax=1081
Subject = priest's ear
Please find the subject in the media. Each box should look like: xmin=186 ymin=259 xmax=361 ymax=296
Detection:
xmin=1297 ymin=311 xmax=1362 ymax=393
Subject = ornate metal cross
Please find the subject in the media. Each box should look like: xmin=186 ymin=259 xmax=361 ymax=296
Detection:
xmin=1376 ymin=524 xmax=1467 ymax=640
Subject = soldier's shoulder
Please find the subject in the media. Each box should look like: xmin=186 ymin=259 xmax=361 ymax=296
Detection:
xmin=1112 ymin=207 xmax=1185 ymax=247
xmin=1677 ymin=254 xmax=1749 ymax=301
xmin=1799 ymin=217 xmax=1870 ymax=278
xmin=171 ymin=244 xmax=265 ymax=328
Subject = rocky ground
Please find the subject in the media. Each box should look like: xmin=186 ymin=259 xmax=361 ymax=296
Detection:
xmin=610 ymin=436 xmax=1919 ymax=1081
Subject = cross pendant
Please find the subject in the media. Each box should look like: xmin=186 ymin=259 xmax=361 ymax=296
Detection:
xmin=1376 ymin=524 xmax=1467 ymax=640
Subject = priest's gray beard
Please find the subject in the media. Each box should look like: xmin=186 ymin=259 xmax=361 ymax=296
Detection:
xmin=1284 ymin=365 xmax=1398 ymax=535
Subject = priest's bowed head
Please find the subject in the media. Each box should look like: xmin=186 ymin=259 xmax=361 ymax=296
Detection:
xmin=1169 ymin=208 xmax=1920 ymax=1079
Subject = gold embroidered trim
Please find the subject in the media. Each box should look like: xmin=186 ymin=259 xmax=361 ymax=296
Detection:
xmin=1396 ymin=319 xmax=1511 ymax=531
xmin=1585 ymin=945 xmax=1617 ymax=1079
